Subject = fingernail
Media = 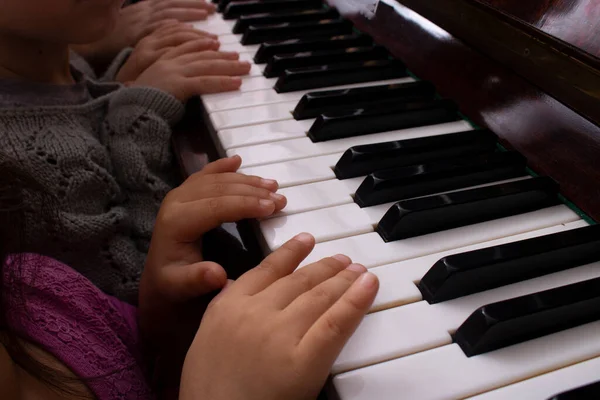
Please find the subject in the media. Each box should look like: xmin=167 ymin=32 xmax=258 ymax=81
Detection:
xmin=261 ymin=178 xmax=277 ymax=187
xmin=294 ymin=232 xmax=314 ymax=244
xmin=259 ymin=199 xmax=274 ymax=209
xmin=269 ymin=192 xmax=285 ymax=202
xmin=230 ymin=154 xmax=241 ymax=162
xmin=230 ymin=77 xmax=242 ymax=85
xmin=357 ymin=272 xmax=378 ymax=288
xmin=332 ymin=254 xmax=351 ymax=264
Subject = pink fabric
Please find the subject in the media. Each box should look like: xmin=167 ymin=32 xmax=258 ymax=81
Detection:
xmin=3 ymin=254 xmax=153 ymax=399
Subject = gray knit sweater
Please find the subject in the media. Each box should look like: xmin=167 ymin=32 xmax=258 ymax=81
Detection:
xmin=0 ymin=53 xmax=185 ymax=302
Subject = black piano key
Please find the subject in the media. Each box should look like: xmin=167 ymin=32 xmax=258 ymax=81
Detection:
xmin=354 ymin=151 xmax=527 ymax=207
xmin=233 ymin=8 xmax=338 ymax=34
xmin=334 ymin=130 xmax=498 ymax=180
xmin=454 ymin=277 xmax=600 ymax=357
xmin=294 ymin=81 xmax=436 ymax=120
xmin=307 ymin=99 xmax=459 ymax=142
xmin=376 ymin=176 xmax=559 ymax=242
xmin=548 ymin=381 xmax=600 ymax=400
xmin=242 ymin=19 xmax=353 ymax=45
xmin=264 ymin=46 xmax=388 ymax=78
xmin=219 ymin=0 xmax=268 ymax=13
xmin=419 ymin=224 xmax=600 ymax=304
xmin=223 ymin=0 xmax=321 ymax=18
xmin=275 ymin=59 xmax=408 ymax=93
xmin=254 ymin=33 xmax=373 ymax=64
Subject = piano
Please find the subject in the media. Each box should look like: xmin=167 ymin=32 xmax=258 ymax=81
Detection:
xmin=172 ymin=0 xmax=600 ymax=398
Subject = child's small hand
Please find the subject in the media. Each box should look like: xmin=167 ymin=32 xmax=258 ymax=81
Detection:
xmin=116 ymin=22 xmax=218 ymax=83
xmin=139 ymin=156 xmax=285 ymax=384
xmin=73 ymin=0 xmax=217 ymax=70
xmin=131 ymin=40 xmax=251 ymax=99
xmin=180 ymin=234 xmax=379 ymax=400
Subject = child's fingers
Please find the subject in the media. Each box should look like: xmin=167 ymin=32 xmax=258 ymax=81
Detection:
xmin=162 ymin=38 xmax=224 ymax=59
xmin=155 ymin=35 xmax=219 ymax=52
xmin=234 ymin=233 xmax=315 ymax=296
xmin=177 ymin=50 xmax=239 ymax=63
xmin=181 ymin=172 xmax=279 ymax=200
xmin=183 ymin=60 xmax=251 ymax=77
xmin=171 ymin=196 xmax=278 ymax=240
xmin=158 ymin=0 xmax=217 ymax=13
xmin=154 ymin=8 xmax=208 ymax=22
xmin=159 ymin=261 xmax=228 ymax=302
xmin=191 ymin=183 xmax=286 ymax=210
xmin=195 ymin=155 xmax=242 ymax=175
xmin=259 ymin=254 xmax=352 ymax=309
xmin=284 ymin=264 xmax=367 ymax=335
xmin=298 ymin=272 xmax=378 ymax=365
xmin=153 ymin=22 xmax=217 ymax=39
xmin=185 ymin=76 xmax=243 ymax=95
xmin=143 ymin=19 xmax=180 ymax=38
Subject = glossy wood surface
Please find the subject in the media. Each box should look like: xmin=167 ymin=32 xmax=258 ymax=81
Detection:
xmin=477 ymin=0 xmax=600 ymax=57
xmin=344 ymin=0 xmax=600 ymax=221
xmin=393 ymin=0 xmax=600 ymax=131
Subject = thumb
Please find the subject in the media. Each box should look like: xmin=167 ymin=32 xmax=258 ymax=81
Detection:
xmin=161 ymin=261 xmax=228 ymax=302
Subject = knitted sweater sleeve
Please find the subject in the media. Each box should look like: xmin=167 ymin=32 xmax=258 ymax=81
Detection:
xmin=102 ymin=87 xmax=185 ymax=242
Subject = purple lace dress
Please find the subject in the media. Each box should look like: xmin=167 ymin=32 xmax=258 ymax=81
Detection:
xmin=3 ymin=254 xmax=153 ymax=399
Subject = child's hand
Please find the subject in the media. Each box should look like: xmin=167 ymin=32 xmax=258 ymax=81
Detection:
xmin=139 ymin=156 xmax=285 ymax=385
xmin=116 ymin=22 xmax=218 ymax=83
xmin=131 ymin=40 xmax=251 ymax=99
xmin=180 ymin=233 xmax=379 ymax=400
xmin=73 ymin=0 xmax=216 ymax=68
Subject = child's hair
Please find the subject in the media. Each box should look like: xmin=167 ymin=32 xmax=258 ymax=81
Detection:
xmin=0 ymin=153 xmax=89 ymax=398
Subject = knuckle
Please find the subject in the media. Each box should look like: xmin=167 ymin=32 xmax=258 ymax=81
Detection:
xmin=310 ymin=285 xmax=335 ymax=305
xmin=242 ymin=195 xmax=259 ymax=209
xmin=210 ymin=183 xmax=226 ymax=195
xmin=343 ymin=291 xmax=365 ymax=313
xmin=283 ymin=237 xmax=307 ymax=253
xmin=323 ymin=314 xmax=344 ymax=339
xmin=289 ymin=272 xmax=313 ymax=293
xmin=320 ymin=257 xmax=346 ymax=274
xmin=208 ymin=198 xmax=220 ymax=215
xmin=257 ymin=259 xmax=277 ymax=275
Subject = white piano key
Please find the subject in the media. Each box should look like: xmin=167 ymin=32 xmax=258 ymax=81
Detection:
xmin=237 ymin=76 xmax=277 ymax=92
xmin=370 ymin=220 xmax=589 ymax=312
xmin=262 ymin=176 xmax=533 ymax=249
xmin=205 ymin=90 xmax=305 ymax=114
xmin=334 ymin=257 xmax=598 ymax=374
xmin=230 ymin=121 xmax=474 ymax=167
xmin=239 ymin=153 xmax=340 ymax=187
xmin=219 ymin=42 xmax=260 ymax=54
xmin=273 ymin=178 xmax=363 ymax=217
xmin=333 ymin=320 xmax=600 ymax=400
xmin=299 ymin=205 xmax=580 ymax=267
xmin=192 ymin=18 xmax=235 ymax=36
xmin=218 ymin=34 xmax=243 ymax=45
xmin=203 ymin=77 xmax=415 ymax=114
xmin=210 ymin=101 xmax=297 ymax=130
xmin=261 ymin=203 xmax=375 ymax=249
xmin=219 ymin=119 xmax=314 ymax=150
xmin=467 ymin=356 xmax=600 ymax=400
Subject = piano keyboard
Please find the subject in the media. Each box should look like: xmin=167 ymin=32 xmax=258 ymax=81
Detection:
xmin=192 ymin=2 xmax=600 ymax=399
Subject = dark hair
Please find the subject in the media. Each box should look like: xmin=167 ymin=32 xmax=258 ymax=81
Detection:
xmin=0 ymin=154 xmax=89 ymax=398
